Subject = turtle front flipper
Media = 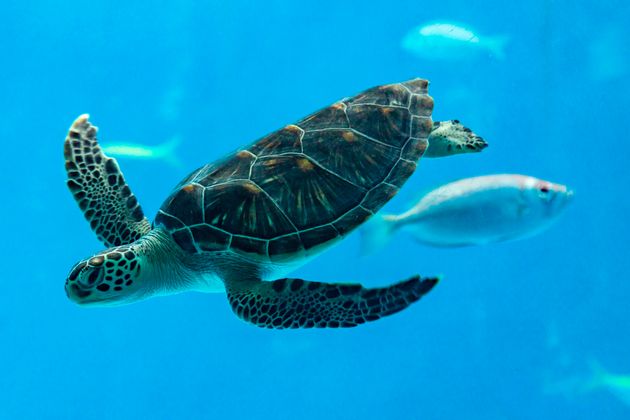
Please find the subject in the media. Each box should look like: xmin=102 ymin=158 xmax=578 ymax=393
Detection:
xmin=64 ymin=115 xmax=151 ymax=247
xmin=424 ymin=120 xmax=487 ymax=157
xmin=225 ymin=275 xmax=438 ymax=328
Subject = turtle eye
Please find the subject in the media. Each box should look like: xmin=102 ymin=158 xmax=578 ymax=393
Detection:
xmin=68 ymin=262 xmax=87 ymax=282
xmin=78 ymin=266 xmax=104 ymax=288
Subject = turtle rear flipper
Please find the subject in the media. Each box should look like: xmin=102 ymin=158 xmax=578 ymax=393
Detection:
xmin=225 ymin=275 xmax=438 ymax=329
xmin=64 ymin=115 xmax=151 ymax=247
xmin=425 ymin=120 xmax=487 ymax=158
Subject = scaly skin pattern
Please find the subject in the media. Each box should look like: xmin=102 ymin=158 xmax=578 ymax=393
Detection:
xmin=65 ymin=229 xmax=196 ymax=306
xmin=64 ymin=115 xmax=151 ymax=247
xmin=226 ymin=276 xmax=439 ymax=328
xmin=424 ymin=120 xmax=487 ymax=158
xmin=64 ymin=78 xmax=456 ymax=329
xmin=155 ymin=78 xmax=435 ymax=263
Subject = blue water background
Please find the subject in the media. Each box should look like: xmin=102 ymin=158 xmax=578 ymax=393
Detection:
xmin=1 ymin=0 xmax=628 ymax=418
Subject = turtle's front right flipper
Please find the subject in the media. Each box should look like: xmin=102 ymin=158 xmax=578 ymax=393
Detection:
xmin=64 ymin=115 xmax=151 ymax=247
xmin=225 ymin=275 xmax=438 ymax=329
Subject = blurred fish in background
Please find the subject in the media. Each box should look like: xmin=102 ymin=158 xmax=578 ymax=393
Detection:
xmin=101 ymin=137 xmax=183 ymax=168
xmin=585 ymin=361 xmax=630 ymax=407
xmin=401 ymin=22 xmax=509 ymax=60
xmin=544 ymin=360 xmax=630 ymax=409
xmin=362 ymin=174 xmax=573 ymax=253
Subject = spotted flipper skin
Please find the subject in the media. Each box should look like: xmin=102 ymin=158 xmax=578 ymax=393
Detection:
xmin=226 ymin=275 xmax=438 ymax=328
xmin=64 ymin=115 xmax=152 ymax=247
xmin=425 ymin=120 xmax=487 ymax=158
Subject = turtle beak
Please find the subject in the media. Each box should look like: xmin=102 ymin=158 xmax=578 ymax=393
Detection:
xmin=65 ymin=282 xmax=94 ymax=303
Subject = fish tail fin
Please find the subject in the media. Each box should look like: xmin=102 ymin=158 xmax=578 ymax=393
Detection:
xmin=157 ymin=136 xmax=184 ymax=168
xmin=360 ymin=214 xmax=397 ymax=255
xmin=486 ymin=35 xmax=510 ymax=60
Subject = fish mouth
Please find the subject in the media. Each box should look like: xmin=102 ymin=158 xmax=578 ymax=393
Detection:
xmin=551 ymin=182 xmax=573 ymax=197
xmin=556 ymin=187 xmax=574 ymax=212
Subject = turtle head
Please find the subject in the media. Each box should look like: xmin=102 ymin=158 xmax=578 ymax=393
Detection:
xmin=65 ymin=246 xmax=144 ymax=306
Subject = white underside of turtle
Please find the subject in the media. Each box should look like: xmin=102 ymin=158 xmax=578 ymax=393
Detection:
xmin=63 ymin=78 xmax=487 ymax=329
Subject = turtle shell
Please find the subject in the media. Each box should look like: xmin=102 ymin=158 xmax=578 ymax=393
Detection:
xmin=155 ymin=78 xmax=433 ymax=262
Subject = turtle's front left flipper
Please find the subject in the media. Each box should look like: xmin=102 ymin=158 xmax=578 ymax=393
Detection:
xmin=64 ymin=114 xmax=151 ymax=247
xmin=225 ymin=275 xmax=438 ymax=329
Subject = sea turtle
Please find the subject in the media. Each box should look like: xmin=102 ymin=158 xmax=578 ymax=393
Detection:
xmin=64 ymin=78 xmax=485 ymax=329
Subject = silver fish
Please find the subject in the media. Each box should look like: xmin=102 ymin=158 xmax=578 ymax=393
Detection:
xmin=101 ymin=137 xmax=182 ymax=168
xmin=402 ymin=22 xmax=509 ymax=60
xmin=544 ymin=360 xmax=630 ymax=408
xmin=362 ymin=174 xmax=573 ymax=253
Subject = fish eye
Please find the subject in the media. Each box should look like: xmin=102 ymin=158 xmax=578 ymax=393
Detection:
xmin=537 ymin=185 xmax=554 ymax=201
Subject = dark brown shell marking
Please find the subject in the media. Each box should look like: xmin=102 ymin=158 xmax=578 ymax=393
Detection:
xmin=156 ymin=78 xmax=433 ymax=261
